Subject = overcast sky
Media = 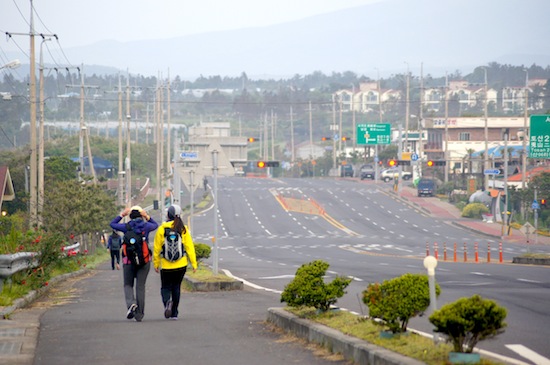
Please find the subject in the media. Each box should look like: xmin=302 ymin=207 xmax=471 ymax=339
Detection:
xmin=1 ymin=0 xmax=382 ymax=50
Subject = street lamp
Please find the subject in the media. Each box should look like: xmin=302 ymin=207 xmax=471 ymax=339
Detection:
xmin=423 ymin=255 xmax=439 ymax=342
xmin=0 ymin=59 xmax=21 ymax=70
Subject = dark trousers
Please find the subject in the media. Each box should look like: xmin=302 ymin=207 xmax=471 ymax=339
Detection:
xmin=160 ymin=267 xmax=187 ymax=318
xmin=123 ymin=261 xmax=150 ymax=320
xmin=110 ymin=249 xmax=120 ymax=270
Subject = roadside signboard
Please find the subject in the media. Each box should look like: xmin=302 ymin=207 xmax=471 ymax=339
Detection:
xmin=529 ymin=115 xmax=550 ymax=159
xmin=356 ymin=123 xmax=391 ymax=145
xmin=180 ymin=151 xmax=198 ymax=160
xmin=484 ymin=169 xmax=501 ymax=175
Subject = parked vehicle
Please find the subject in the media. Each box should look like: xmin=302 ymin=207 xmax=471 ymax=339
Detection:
xmin=340 ymin=165 xmax=354 ymax=177
xmin=380 ymin=168 xmax=412 ymax=182
xmin=360 ymin=164 xmax=375 ymax=180
xmin=417 ymin=178 xmax=435 ymax=197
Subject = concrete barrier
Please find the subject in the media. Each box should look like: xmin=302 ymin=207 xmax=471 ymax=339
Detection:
xmin=267 ymin=307 xmax=425 ymax=365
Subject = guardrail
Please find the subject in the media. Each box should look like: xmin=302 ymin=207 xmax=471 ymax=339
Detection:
xmin=0 ymin=242 xmax=81 ymax=291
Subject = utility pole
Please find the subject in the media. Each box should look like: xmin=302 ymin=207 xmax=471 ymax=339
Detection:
xmin=419 ymin=62 xmax=424 ymax=163
xmin=522 ymin=70 xmax=529 ymax=190
xmin=38 ymin=36 xmax=51 ymax=227
xmin=444 ymin=72 xmax=449 ymax=183
xmin=5 ymin=1 xmax=55 ymax=227
xmin=126 ymin=70 xmax=132 ymax=208
xmin=332 ymin=95 xmax=337 ymax=171
xmin=351 ymin=83 xmax=356 ymax=153
xmin=166 ymin=71 xmax=171 ymax=177
xmin=483 ymin=68 xmax=489 ymax=190
xmin=309 ymin=101 xmax=314 ymax=160
xmin=118 ymin=74 xmax=124 ymax=207
xmin=290 ymin=105 xmax=295 ymax=165
xmin=271 ymin=109 xmax=275 ymax=160
xmin=29 ymin=3 xmax=37 ymax=227
xmin=404 ymin=63 xmax=410 ymax=153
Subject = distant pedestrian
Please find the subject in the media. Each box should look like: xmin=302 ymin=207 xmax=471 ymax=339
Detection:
xmin=153 ymin=204 xmax=197 ymax=320
xmin=107 ymin=230 xmax=122 ymax=270
xmin=110 ymin=206 xmax=159 ymax=322
xmin=203 ymin=176 xmax=208 ymax=191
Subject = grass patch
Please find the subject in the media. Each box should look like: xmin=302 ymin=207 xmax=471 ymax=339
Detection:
xmin=519 ymin=253 xmax=550 ymax=258
xmin=186 ymin=264 xmax=235 ymax=282
xmin=0 ymin=248 xmax=109 ymax=307
xmin=286 ymin=307 xmax=503 ymax=365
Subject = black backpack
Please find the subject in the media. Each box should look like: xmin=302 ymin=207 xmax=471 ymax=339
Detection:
xmin=110 ymin=235 xmax=121 ymax=250
xmin=123 ymin=223 xmax=150 ymax=266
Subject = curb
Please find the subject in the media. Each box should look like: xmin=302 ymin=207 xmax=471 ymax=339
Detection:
xmin=267 ymin=308 xmax=424 ymax=365
xmin=183 ymin=276 xmax=244 ymax=291
xmin=0 ymin=269 xmax=88 ymax=319
xmin=512 ymin=257 xmax=550 ymax=265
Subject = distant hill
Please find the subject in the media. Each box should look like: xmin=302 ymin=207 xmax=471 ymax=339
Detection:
xmin=26 ymin=0 xmax=550 ymax=79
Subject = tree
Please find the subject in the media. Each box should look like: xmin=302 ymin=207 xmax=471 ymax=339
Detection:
xmin=281 ymin=260 xmax=351 ymax=311
xmin=42 ymin=180 xmax=115 ymax=238
xmin=429 ymin=294 xmax=507 ymax=353
xmin=363 ymin=273 xmax=441 ymax=333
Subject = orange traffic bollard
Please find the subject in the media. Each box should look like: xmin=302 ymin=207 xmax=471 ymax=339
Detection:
xmin=426 ymin=242 xmax=430 ymax=256
xmin=487 ymin=242 xmax=491 ymax=263
xmin=474 ymin=242 xmax=479 ymax=263
xmin=434 ymin=242 xmax=438 ymax=260
xmin=463 ymin=242 xmax=467 ymax=262
xmin=499 ymin=242 xmax=503 ymax=263
xmin=443 ymin=242 xmax=447 ymax=261
xmin=453 ymin=242 xmax=457 ymax=262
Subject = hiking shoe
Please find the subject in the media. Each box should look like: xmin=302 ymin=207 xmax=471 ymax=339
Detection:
xmin=126 ymin=304 xmax=137 ymax=319
xmin=164 ymin=300 xmax=173 ymax=319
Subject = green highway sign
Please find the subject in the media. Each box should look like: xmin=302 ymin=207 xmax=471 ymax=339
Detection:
xmin=357 ymin=123 xmax=391 ymax=145
xmin=529 ymin=115 xmax=550 ymax=159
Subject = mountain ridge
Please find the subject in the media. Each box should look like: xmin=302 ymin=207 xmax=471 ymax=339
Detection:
xmin=10 ymin=0 xmax=550 ymax=79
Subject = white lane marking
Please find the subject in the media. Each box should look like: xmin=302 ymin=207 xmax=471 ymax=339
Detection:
xmin=505 ymin=344 xmax=550 ymax=365
xmin=258 ymin=275 xmax=295 ymax=279
xmin=517 ymin=278 xmax=542 ymax=284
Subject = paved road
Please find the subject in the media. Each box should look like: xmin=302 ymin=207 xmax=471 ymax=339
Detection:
xmin=1 ymin=178 xmax=549 ymax=364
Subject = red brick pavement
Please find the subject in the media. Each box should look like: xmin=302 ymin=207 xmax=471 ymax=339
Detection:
xmin=393 ymin=186 xmax=550 ymax=246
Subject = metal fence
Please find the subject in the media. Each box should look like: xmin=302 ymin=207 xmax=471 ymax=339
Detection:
xmin=0 ymin=242 xmax=80 ymax=291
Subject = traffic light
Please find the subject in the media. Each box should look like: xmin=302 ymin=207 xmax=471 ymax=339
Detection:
xmin=341 ymin=136 xmax=350 ymax=141
xmin=542 ymin=199 xmax=547 ymax=209
xmin=247 ymin=137 xmax=256 ymax=142
xmin=321 ymin=137 xmax=332 ymax=141
xmin=388 ymin=159 xmax=397 ymax=167
xmin=256 ymin=161 xmax=280 ymax=168
xmin=427 ymin=160 xmax=446 ymax=167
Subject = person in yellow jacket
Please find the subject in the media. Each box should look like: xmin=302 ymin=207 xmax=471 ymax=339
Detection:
xmin=153 ymin=204 xmax=197 ymax=320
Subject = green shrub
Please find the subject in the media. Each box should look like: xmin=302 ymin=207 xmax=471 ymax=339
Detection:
xmin=429 ymin=294 xmax=507 ymax=353
xmin=281 ymin=260 xmax=351 ymax=312
xmin=455 ymin=201 xmax=467 ymax=212
xmin=461 ymin=202 xmax=489 ymax=218
xmin=194 ymin=242 xmax=211 ymax=262
xmin=362 ymin=273 xmax=441 ymax=333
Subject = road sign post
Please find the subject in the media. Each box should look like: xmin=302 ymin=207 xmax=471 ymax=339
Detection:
xmin=356 ymin=123 xmax=391 ymax=145
xmin=529 ymin=115 xmax=550 ymax=159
